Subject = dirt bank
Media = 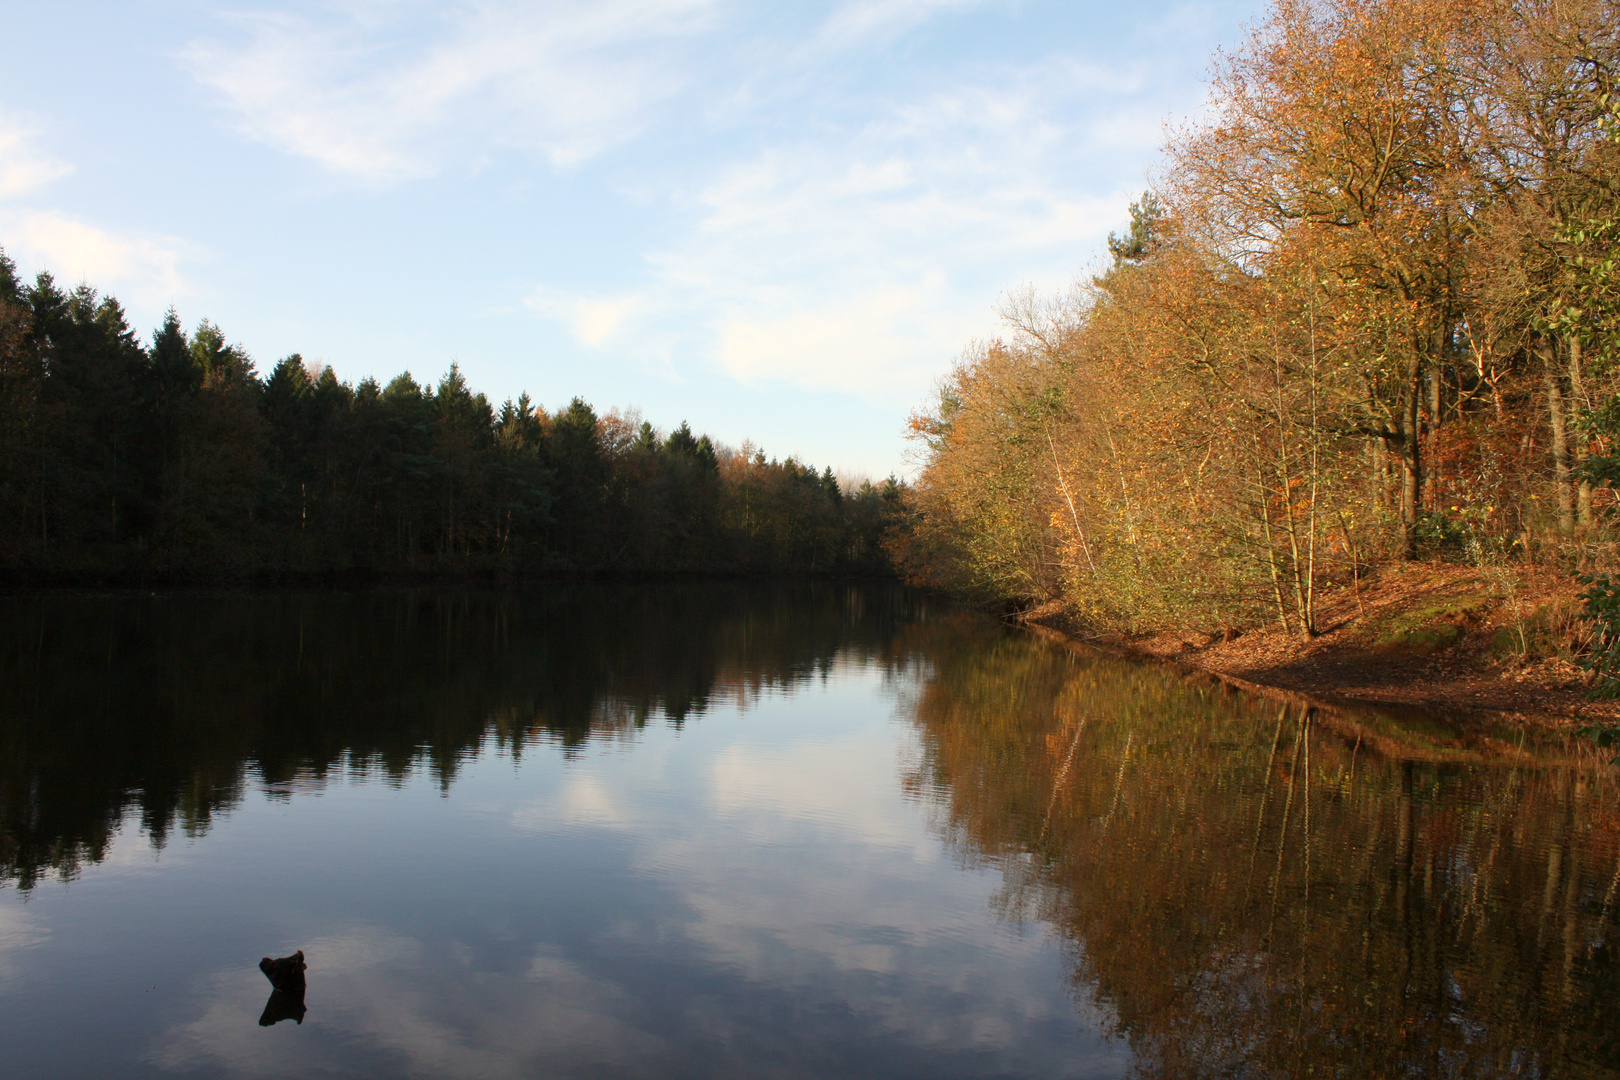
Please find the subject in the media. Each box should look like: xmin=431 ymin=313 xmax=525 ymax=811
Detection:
xmin=1027 ymin=562 xmax=1619 ymax=731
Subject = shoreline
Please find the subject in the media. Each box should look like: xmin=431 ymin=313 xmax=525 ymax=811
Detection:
xmin=0 ymin=566 xmax=901 ymax=594
xmin=1013 ymin=561 xmax=1620 ymax=738
xmin=9 ymin=562 xmax=1607 ymax=737
xmin=1013 ymin=616 xmax=1612 ymax=770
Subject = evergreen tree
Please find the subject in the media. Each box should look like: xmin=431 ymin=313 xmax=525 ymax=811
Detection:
xmin=0 ymin=255 xmax=898 ymax=579
xmin=549 ymin=398 xmax=607 ymax=567
xmin=1105 ymin=191 xmax=1164 ymax=267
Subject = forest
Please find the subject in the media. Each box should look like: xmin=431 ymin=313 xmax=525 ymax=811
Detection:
xmin=896 ymin=0 xmax=1620 ymax=636
xmin=0 ymin=252 xmax=903 ymax=582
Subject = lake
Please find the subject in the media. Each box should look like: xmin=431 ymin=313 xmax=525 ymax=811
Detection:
xmin=2 ymin=583 xmax=1618 ymax=1078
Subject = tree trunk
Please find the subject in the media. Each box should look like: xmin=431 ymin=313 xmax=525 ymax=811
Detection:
xmin=1569 ymin=337 xmax=1592 ymax=529
xmin=1371 ymin=436 xmax=1389 ymax=511
xmin=1425 ymin=363 xmax=1442 ymax=511
xmin=1255 ymin=460 xmax=1291 ymax=633
xmin=1397 ymin=355 xmax=1422 ymax=558
xmin=1540 ymin=339 xmax=1574 ymax=535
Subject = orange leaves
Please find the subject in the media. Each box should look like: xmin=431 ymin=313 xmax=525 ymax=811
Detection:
xmin=901 ymin=0 xmax=1620 ymax=627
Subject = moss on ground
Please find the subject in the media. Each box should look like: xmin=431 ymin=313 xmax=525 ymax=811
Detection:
xmin=1371 ymin=594 xmax=1491 ymax=653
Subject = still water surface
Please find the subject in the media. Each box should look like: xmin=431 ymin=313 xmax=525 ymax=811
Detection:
xmin=2 ymin=584 xmax=1619 ymax=1078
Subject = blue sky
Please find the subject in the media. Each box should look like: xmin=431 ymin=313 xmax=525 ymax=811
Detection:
xmin=1 ymin=0 xmax=1264 ymax=479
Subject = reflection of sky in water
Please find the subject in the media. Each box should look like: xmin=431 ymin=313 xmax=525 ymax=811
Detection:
xmin=3 ymin=656 xmax=1128 ymax=1079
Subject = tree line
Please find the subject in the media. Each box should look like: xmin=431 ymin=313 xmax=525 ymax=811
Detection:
xmin=896 ymin=0 xmax=1620 ymax=633
xmin=0 ymin=253 xmax=904 ymax=581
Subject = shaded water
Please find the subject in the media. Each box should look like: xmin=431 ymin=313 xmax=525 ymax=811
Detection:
xmin=2 ymin=585 xmax=1618 ymax=1078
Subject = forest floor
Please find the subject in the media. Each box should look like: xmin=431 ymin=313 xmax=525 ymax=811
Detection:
xmin=1031 ymin=562 xmax=1620 ymax=731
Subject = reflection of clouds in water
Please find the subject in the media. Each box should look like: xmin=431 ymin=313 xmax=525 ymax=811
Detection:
xmin=643 ymin=824 xmax=1072 ymax=1055
xmin=612 ymin=711 xmax=1089 ymax=1062
xmin=152 ymin=927 xmax=662 ymax=1079
xmin=0 ymin=905 xmax=50 ymax=988
xmin=678 ymin=731 xmax=950 ymax=972
xmin=144 ymin=671 xmax=1121 ymax=1076
xmin=706 ymin=732 xmax=936 ymax=853
xmin=511 ymin=770 xmax=632 ymax=832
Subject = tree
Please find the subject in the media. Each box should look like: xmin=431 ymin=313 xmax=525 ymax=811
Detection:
xmin=549 ymin=397 xmax=608 ymax=567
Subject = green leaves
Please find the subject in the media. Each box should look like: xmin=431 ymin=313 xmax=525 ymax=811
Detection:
xmin=1576 ymin=573 xmax=1620 ymax=699
xmin=1575 ymin=725 xmax=1620 ymax=764
xmin=1106 ymin=191 xmax=1165 ymax=269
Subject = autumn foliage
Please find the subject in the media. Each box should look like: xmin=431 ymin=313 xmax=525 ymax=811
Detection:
xmin=896 ymin=0 xmax=1620 ymax=634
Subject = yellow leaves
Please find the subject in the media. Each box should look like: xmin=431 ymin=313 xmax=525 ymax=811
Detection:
xmin=898 ymin=0 xmax=1615 ymax=623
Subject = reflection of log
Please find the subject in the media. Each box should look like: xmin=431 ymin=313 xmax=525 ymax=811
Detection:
xmin=258 ymin=985 xmax=307 ymax=1027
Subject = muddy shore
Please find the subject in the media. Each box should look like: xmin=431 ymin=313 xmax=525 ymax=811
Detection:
xmin=1022 ymin=561 xmax=1620 ymax=732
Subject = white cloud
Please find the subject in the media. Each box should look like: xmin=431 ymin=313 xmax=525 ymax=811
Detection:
xmin=0 ymin=106 xmax=186 ymax=316
xmin=3 ymin=210 xmax=188 ymax=302
xmin=176 ymin=0 xmax=1203 ymax=413
xmin=0 ymin=111 xmax=71 ymax=200
xmin=182 ymin=0 xmax=723 ymax=182
xmin=527 ymin=67 xmax=1138 ymax=401
xmin=524 ymin=288 xmax=640 ymax=349
xmin=818 ymin=0 xmax=990 ymax=46
xmin=716 ymin=285 xmax=960 ymax=395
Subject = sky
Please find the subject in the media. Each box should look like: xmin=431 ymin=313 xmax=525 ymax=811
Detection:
xmin=0 ymin=0 xmax=1267 ymax=480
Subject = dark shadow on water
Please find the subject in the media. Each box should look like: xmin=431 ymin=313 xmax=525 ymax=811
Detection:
xmin=0 ymin=581 xmax=932 ymax=890
xmin=258 ymin=986 xmax=306 ymax=1027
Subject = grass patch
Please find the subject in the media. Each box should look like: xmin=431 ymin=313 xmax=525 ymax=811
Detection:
xmin=1371 ymin=594 xmax=1490 ymax=654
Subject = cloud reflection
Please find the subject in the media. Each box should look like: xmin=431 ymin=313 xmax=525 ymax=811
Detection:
xmin=0 ymin=906 xmax=49 ymax=989
xmin=154 ymin=928 xmax=662 ymax=1079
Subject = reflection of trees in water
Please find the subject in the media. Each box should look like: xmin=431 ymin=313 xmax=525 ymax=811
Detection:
xmin=902 ymin=619 xmax=1620 ymax=1078
xmin=0 ymin=583 xmax=925 ymax=890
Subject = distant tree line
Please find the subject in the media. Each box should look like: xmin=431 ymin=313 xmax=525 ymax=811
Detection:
xmin=897 ymin=0 xmax=1620 ymax=633
xmin=0 ymin=253 xmax=904 ymax=581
